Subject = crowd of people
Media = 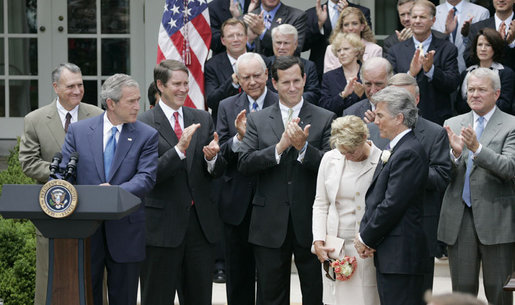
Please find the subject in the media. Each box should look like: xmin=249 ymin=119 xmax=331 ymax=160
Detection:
xmin=17 ymin=0 xmax=514 ymax=305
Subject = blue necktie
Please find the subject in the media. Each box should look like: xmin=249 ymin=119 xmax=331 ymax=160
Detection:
xmin=251 ymin=101 xmax=258 ymax=112
xmin=451 ymin=7 xmax=458 ymax=43
xmin=104 ymin=127 xmax=118 ymax=179
xmin=462 ymin=116 xmax=485 ymax=207
xmin=264 ymin=14 xmax=272 ymax=30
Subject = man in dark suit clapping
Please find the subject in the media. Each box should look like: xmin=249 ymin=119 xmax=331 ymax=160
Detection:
xmin=239 ymin=56 xmax=335 ymax=305
xmin=386 ymin=0 xmax=460 ymax=125
xmin=216 ymin=52 xmax=278 ymax=305
xmin=355 ymin=86 xmax=429 ymax=305
xmin=139 ymin=59 xmax=226 ymax=305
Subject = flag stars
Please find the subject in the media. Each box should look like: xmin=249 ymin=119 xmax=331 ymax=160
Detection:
xmin=197 ymin=0 xmax=206 ymax=4
xmin=168 ymin=17 xmax=177 ymax=28
xmin=170 ymin=4 xmax=180 ymax=15
xmin=163 ymin=3 xmax=168 ymax=11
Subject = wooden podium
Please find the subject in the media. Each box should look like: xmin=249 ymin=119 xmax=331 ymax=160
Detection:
xmin=0 ymin=184 xmax=140 ymax=305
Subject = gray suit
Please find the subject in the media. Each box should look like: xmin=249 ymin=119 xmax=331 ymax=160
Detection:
xmin=438 ymin=108 xmax=515 ymax=305
xmin=19 ymin=99 xmax=102 ymax=305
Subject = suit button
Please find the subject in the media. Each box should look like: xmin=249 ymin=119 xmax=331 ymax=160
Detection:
xmin=357 ymin=206 xmax=361 ymax=210
xmin=357 ymin=221 xmax=360 ymax=225
xmin=287 ymin=181 xmax=292 ymax=185
xmin=356 ymin=192 xmax=360 ymax=196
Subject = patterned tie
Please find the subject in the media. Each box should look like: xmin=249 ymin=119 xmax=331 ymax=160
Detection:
xmin=173 ymin=111 xmax=182 ymax=140
xmin=451 ymin=7 xmax=458 ymax=43
xmin=264 ymin=14 xmax=272 ymax=30
xmin=104 ymin=127 xmax=118 ymax=179
xmin=251 ymin=101 xmax=258 ymax=112
xmin=331 ymin=3 xmax=340 ymax=29
xmin=64 ymin=112 xmax=72 ymax=133
xmin=462 ymin=116 xmax=485 ymax=207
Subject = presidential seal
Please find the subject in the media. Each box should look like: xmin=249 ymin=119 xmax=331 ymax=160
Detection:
xmin=39 ymin=179 xmax=78 ymax=218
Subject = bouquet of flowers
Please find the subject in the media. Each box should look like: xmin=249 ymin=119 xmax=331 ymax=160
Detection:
xmin=325 ymin=256 xmax=357 ymax=281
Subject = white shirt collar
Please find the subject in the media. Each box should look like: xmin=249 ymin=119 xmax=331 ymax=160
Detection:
xmin=227 ymin=53 xmax=238 ymax=72
xmin=56 ymin=98 xmax=80 ymax=128
xmin=495 ymin=11 xmax=514 ymax=31
xmin=103 ymin=112 xmax=123 ymax=150
xmin=159 ymin=99 xmax=183 ymax=120
xmin=247 ymin=87 xmax=268 ymax=111
xmin=388 ymin=128 xmax=412 ymax=150
xmin=445 ymin=1 xmax=464 ymax=14
xmin=413 ymin=33 xmax=433 ymax=54
xmin=279 ymin=98 xmax=304 ymax=123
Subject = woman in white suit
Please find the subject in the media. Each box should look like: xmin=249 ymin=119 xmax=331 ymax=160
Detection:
xmin=312 ymin=116 xmax=381 ymax=305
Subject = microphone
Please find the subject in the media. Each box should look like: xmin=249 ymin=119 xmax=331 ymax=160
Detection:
xmin=63 ymin=152 xmax=79 ymax=181
xmin=49 ymin=152 xmax=62 ymax=179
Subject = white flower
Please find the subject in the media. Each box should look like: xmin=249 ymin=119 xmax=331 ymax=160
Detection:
xmin=380 ymin=150 xmax=391 ymax=163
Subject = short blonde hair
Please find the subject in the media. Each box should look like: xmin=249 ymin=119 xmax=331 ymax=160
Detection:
xmin=330 ymin=116 xmax=369 ymax=150
xmin=331 ymin=33 xmax=365 ymax=61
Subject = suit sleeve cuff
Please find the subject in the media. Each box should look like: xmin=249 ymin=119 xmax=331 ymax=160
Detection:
xmin=175 ymin=146 xmax=186 ymax=160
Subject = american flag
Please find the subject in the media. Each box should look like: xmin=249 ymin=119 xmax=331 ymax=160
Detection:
xmin=157 ymin=0 xmax=211 ymax=110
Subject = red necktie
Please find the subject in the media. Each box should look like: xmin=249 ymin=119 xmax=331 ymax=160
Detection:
xmin=173 ymin=111 xmax=182 ymax=140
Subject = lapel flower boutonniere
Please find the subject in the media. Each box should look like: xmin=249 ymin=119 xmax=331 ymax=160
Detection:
xmin=380 ymin=150 xmax=391 ymax=164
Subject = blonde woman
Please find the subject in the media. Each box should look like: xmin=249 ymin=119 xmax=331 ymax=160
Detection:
xmin=323 ymin=7 xmax=382 ymax=73
xmin=312 ymin=116 xmax=381 ymax=305
xmin=319 ymin=33 xmax=365 ymax=115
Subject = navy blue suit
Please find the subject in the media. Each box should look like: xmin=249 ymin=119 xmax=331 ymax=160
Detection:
xmin=386 ymin=36 xmax=460 ymax=125
xmin=368 ymin=117 xmax=451 ymax=295
xmin=360 ymin=131 xmax=429 ymax=305
xmin=216 ymin=90 xmax=278 ymax=305
xmin=304 ymin=2 xmax=372 ymax=80
xmin=250 ymin=3 xmax=307 ymax=57
xmin=60 ymin=113 xmax=158 ymax=305
xmin=319 ymin=66 xmax=364 ymax=115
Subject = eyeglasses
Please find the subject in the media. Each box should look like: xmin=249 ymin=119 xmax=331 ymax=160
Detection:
xmin=323 ymin=259 xmax=336 ymax=281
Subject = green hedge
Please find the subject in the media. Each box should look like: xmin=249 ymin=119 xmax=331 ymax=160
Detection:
xmin=0 ymin=139 xmax=36 ymax=305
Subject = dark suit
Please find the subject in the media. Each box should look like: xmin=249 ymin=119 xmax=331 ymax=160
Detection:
xmin=238 ymin=101 xmax=335 ymax=305
xmin=60 ymin=113 xmax=159 ymax=305
xmin=319 ymin=66 xmax=364 ymax=115
xmin=208 ymin=0 xmax=251 ymax=55
xmin=438 ymin=108 xmax=515 ymax=305
xmin=368 ymin=117 xmax=451 ymax=296
xmin=139 ymin=105 xmax=226 ymax=305
xmin=464 ymin=17 xmax=515 ymax=71
xmin=265 ymin=56 xmax=320 ymax=105
xmin=360 ymin=131 xmax=429 ymax=305
xmin=205 ymin=52 xmax=241 ymax=124
xmin=304 ymin=2 xmax=372 ymax=80
xmin=342 ymin=98 xmax=372 ymax=120
xmin=216 ymin=90 xmax=278 ymax=305
xmin=386 ymin=36 xmax=460 ymax=125
xmin=383 ymin=30 xmax=448 ymax=57
xmin=251 ymin=3 xmax=307 ymax=57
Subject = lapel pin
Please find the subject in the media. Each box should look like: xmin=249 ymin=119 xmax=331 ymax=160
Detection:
xmin=277 ymin=18 xmax=282 ymax=24
xmin=128 ymin=138 xmax=133 ymax=141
